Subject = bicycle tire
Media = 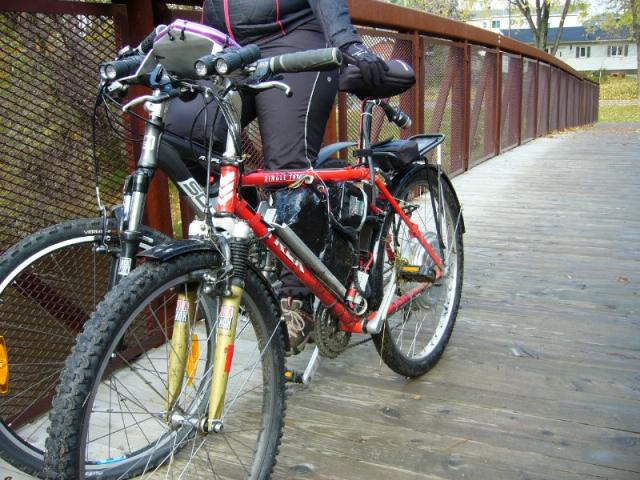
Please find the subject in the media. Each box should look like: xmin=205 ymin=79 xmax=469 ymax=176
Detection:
xmin=0 ymin=217 xmax=168 ymax=477
xmin=45 ymin=252 xmax=286 ymax=479
xmin=372 ymin=167 xmax=464 ymax=378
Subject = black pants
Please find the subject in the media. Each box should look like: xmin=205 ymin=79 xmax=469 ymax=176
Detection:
xmin=165 ymin=21 xmax=338 ymax=299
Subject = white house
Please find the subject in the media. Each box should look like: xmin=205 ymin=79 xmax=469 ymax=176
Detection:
xmin=505 ymin=26 xmax=637 ymax=74
xmin=467 ymin=9 xmax=582 ymax=34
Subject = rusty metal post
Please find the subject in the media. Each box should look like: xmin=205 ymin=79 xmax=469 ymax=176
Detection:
xmin=412 ymin=31 xmax=425 ymax=136
xmin=547 ymin=66 xmax=552 ymax=134
xmin=483 ymin=52 xmax=497 ymax=158
xmin=450 ymin=46 xmax=465 ymax=173
xmin=533 ymin=60 xmax=539 ymax=138
xmin=495 ymin=49 xmax=502 ymax=155
xmin=462 ymin=41 xmax=471 ymax=171
xmin=516 ymin=55 xmax=524 ymax=146
xmin=555 ymin=71 xmax=561 ymax=131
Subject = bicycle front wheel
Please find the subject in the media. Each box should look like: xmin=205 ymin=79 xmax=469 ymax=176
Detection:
xmin=45 ymin=251 xmax=286 ymax=479
xmin=0 ymin=217 xmax=168 ymax=477
xmin=373 ymin=166 xmax=464 ymax=378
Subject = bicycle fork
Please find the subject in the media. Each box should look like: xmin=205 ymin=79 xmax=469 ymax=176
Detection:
xmin=166 ymin=219 xmax=252 ymax=434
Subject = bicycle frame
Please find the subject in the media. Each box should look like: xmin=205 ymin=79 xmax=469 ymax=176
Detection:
xmin=234 ymin=164 xmax=443 ymax=333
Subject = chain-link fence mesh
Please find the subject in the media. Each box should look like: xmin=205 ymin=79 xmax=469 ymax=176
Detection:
xmin=421 ymin=39 xmax=465 ymax=173
xmin=537 ymin=63 xmax=550 ymax=136
xmin=500 ymin=53 xmax=521 ymax=151
xmin=469 ymin=46 xmax=497 ymax=165
xmin=0 ymin=11 xmax=127 ymax=250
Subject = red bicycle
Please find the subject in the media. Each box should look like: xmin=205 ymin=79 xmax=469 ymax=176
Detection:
xmin=45 ymin=20 xmax=464 ymax=479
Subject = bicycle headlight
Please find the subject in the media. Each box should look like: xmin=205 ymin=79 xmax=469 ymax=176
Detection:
xmin=195 ymin=54 xmax=217 ymax=78
xmin=104 ymin=64 xmax=118 ymax=80
xmin=214 ymin=58 xmax=229 ymax=75
xmin=194 ymin=60 xmax=209 ymax=78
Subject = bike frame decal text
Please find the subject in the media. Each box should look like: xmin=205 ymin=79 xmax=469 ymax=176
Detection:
xmin=273 ymin=238 xmax=305 ymax=273
xmin=177 ymin=179 xmax=208 ymax=214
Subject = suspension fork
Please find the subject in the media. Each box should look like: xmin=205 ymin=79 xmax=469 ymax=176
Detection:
xmin=166 ymin=287 xmax=198 ymax=413
xmin=206 ymin=220 xmax=252 ymax=430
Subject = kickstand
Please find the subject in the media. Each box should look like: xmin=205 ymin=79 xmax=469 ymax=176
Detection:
xmin=284 ymin=347 xmax=321 ymax=385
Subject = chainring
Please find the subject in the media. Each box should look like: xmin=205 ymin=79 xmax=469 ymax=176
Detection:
xmin=313 ymin=306 xmax=351 ymax=358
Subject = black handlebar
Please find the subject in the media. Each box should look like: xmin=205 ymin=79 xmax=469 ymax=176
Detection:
xmin=138 ymin=30 xmax=156 ymax=55
xmin=267 ymin=48 xmax=342 ymax=74
xmin=100 ymin=55 xmax=146 ymax=81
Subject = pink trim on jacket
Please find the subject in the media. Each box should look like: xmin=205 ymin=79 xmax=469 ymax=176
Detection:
xmin=223 ymin=0 xmax=237 ymax=42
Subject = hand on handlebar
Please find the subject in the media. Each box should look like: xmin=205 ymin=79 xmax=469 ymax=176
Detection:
xmin=340 ymin=42 xmax=388 ymax=88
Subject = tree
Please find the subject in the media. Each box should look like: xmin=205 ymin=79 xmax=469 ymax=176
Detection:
xmin=508 ymin=0 xmax=574 ymax=55
xmin=385 ymin=0 xmax=470 ymax=20
xmin=597 ymin=0 xmax=639 ymax=98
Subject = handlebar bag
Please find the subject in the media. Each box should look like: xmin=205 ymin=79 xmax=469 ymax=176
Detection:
xmin=339 ymin=59 xmax=416 ymax=99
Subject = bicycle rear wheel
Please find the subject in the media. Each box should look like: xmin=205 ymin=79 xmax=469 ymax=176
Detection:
xmin=372 ymin=166 xmax=463 ymax=378
xmin=0 ymin=217 xmax=168 ymax=477
xmin=45 ymin=252 xmax=286 ymax=479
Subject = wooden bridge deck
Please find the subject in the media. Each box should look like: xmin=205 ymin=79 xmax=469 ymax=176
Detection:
xmin=2 ymin=123 xmax=639 ymax=479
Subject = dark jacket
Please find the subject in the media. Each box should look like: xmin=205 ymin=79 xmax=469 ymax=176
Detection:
xmin=203 ymin=0 xmax=361 ymax=47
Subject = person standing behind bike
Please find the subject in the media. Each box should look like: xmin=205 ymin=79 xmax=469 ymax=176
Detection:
xmin=165 ymin=0 xmax=388 ymax=353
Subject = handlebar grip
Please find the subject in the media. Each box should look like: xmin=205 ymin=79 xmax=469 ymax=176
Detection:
xmin=138 ymin=24 xmax=166 ymax=54
xmin=268 ymin=48 xmax=342 ymax=74
xmin=138 ymin=31 xmax=156 ymax=54
xmin=100 ymin=55 xmax=146 ymax=80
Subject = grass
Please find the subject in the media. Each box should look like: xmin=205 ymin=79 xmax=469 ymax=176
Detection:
xmin=598 ymin=104 xmax=640 ymax=122
xmin=599 ymin=76 xmax=638 ymax=101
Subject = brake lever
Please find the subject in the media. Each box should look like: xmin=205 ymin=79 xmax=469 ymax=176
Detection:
xmin=244 ymin=80 xmax=292 ymax=97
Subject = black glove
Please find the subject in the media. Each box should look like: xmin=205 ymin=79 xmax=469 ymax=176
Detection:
xmin=341 ymin=42 xmax=389 ymax=88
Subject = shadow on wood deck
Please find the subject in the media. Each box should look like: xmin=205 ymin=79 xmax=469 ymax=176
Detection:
xmin=2 ymin=123 xmax=639 ymax=479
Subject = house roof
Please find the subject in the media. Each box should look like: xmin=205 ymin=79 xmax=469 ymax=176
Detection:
xmin=500 ymin=26 xmax=631 ymax=44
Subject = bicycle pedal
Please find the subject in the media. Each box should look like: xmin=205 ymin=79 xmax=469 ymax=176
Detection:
xmin=283 ymin=369 xmax=304 ymax=384
xmin=398 ymin=265 xmax=436 ymax=282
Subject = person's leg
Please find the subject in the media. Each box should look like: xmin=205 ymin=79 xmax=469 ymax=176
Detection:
xmin=163 ymin=85 xmax=257 ymax=184
xmin=255 ymin=24 xmax=339 ymax=352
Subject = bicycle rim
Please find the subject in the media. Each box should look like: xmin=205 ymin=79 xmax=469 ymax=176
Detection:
xmin=384 ymin=172 xmax=462 ymax=362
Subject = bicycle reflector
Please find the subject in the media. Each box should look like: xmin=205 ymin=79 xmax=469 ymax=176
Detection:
xmin=186 ymin=334 xmax=200 ymax=386
xmin=0 ymin=336 xmax=8 ymax=394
